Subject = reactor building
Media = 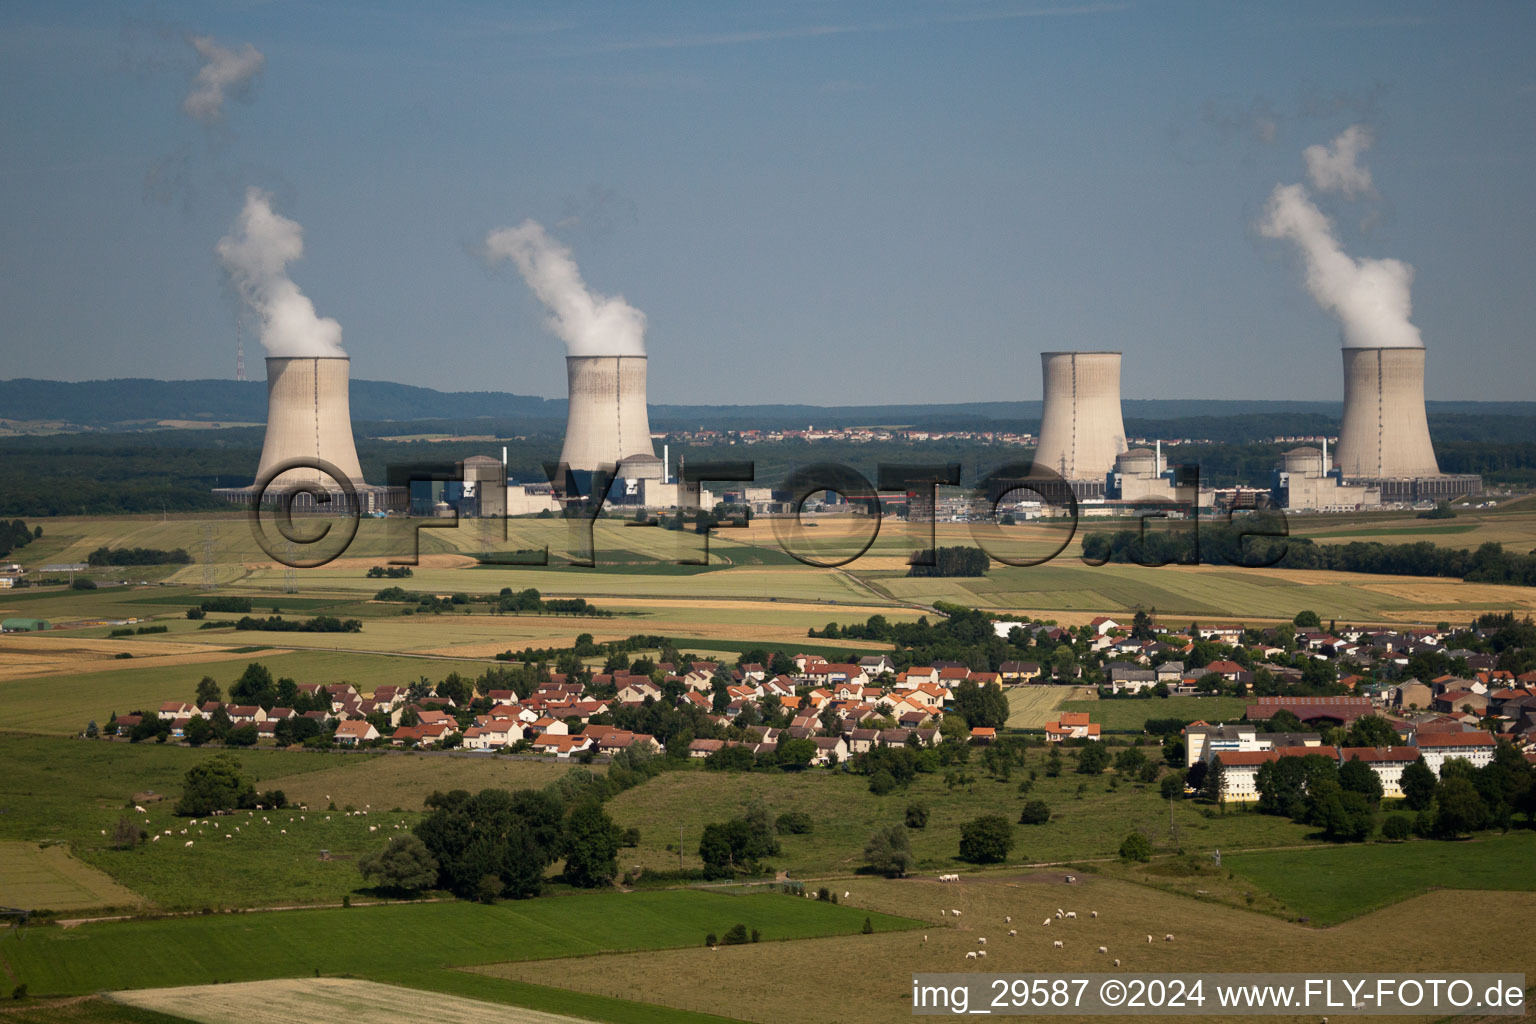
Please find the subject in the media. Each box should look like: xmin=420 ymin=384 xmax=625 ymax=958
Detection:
xmin=214 ymin=355 xmax=405 ymax=513
xmin=1033 ymin=351 xmax=1129 ymax=498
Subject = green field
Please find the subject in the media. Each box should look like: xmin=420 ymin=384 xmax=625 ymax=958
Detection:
xmin=1058 ymin=695 xmax=1250 ymax=732
xmin=0 ymin=890 xmax=919 ymax=996
xmin=606 ymin=756 xmax=1315 ymax=878
xmin=1225 ymin=831 xmax=1536 ymax=925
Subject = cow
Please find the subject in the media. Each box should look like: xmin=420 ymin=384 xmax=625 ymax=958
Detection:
xmin=1164 ymin=934 xmax=1174 ymax=942
xmin=1098 ymin=946 xmax=1108 ymax=954
xmin=1053 ymin=940 xmax=1063 ymax=949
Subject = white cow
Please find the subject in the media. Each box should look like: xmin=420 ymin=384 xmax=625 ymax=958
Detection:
xmin=966 ymin=951 xmax=978 ymax=960
xmin=977 ymin=950 xmax=987 ymax=959
xmin=1004 ymin=915 xmax=1011 ymax=924
xmin=1090 ymin=911 xmax=1098 ymax=918
xmin=1146 ymin=934 xmax=1154 ymax=943
xmin=184 ymin=840 xmax=193 ymax=847
xmin=1113 ymin=959 xmax=1121 ymax=967
xmin=951 ymin=909 xmax=962 ymax=917
xmin=977 ymin=937 xmax=986 ymax=945
xmin=1098 ymin=946 xmax=1108 ymax=954
xmin=1008 ymin=929 xmax=1017 ymax=937
xmin=134 ymin=805 xmax=146 ymax=813
xmin=1164 ymin=934 xmax=1175 ymax=942
xmin=1065 ymin=911 xmax=1077 ymax=920
xmin=1042 ymin=919 xmax=1051 ymax=927
xmin=1052 ymin=940 xmax=1063 ymax=949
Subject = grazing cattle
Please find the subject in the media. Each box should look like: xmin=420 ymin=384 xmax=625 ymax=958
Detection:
xmin=184 ymin=841 xmax=193 ymax=847
xmin=923 ymin=935 xmax=927 ymax=943
xmin=940 ymin=909 xmax=948 ymax=916
xmin=951 ymin=909 xmax=962 ymax=917
xmin=1164 ymin=934 xmax=1174 ymax=942
xmin=966 ymin=952 xmax=978 ymax=960
xmin=977 ymin=950 xmax=987 ymax=959
xmin=1042 ymin=919 xmax=1051 ymax=927
xmin=1146 ymin=935 xmax=1154 ymax=943
xmin=151 ymin=835 xmax=160 ymax=842
xmin=1114 ymin=959 xmax=1120 ymax=967
xmin=134 ymin=805 xmax=146 ymax=813
xmin=1004 ymin=915 xmax=1011 ymax=923
xmin=1090 ymin=911 xmax=1098 ymax=919
xmin=1052 ymin=940 xmax=1063 ymax=949
xmin=1065 ymin=912 xmax=1077 ymax=919
xmin=977 ymin=937 xmax=986 ymax=945
xmin=1008 ymin=929 xmax=1017 ymax=937
xmin=1098 ymin=946 xmax=1108 ymax=954
xmin=843 ymin=891 xmax=850 ymax=899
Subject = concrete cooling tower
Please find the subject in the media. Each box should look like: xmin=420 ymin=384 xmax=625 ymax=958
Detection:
xmin=1034 ymin=351 xmax=1129 ymax=493
xmin=214 ymin=356 xmax=404 ymax=513
xmin=558 ymin=355 xmax=663 ymax=484
xmin=1335 ymin=347 xmax=1440 ymax=479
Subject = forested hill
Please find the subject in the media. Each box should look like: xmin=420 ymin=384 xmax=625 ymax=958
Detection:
xmin=4 ymin=376 xmax=1534 ymax=434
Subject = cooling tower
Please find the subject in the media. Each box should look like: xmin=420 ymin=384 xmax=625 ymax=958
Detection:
xmin=1034 ymin=351 xmax=1128 ymax=481
xmin=1335 ymin=347 xmax=1440 ymax=479
xmin=253 ymin=356 xmax=367 ymax=490
xmin=558 ymin=355 xmax=660 ymax=476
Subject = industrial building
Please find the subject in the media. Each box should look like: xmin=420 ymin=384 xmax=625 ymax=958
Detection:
xmin=213 ymin=356 xmax=406 ymax=513
xmin=1033 ymin=351 xmax=1129 ymax=497
xmin=1272 ymin=444 xmax=1381 ymax=511
xmin=1104 ymin=444 xmax=1214 ymax=508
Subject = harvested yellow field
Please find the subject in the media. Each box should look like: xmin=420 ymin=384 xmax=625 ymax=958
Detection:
xmin=1004 ymin=685 xmax=1083 ymax=728
xmin=0 ymin=636 xmax=263 ymax=682
xmin=475 ymin=877 xmax=1536 ymax=1024
xmin=110 ymin=978 xmax=596 ymax=1024
xmin=0 ymin=841 xmax=144 ymax=912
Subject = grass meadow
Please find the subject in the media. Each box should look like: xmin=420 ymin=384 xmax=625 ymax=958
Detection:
xmin=0 ymin=890 xmax=918 ymax=996
xmin=1224 ymin=831 xmax=1536 ymax=925
xmin=1057 ymin=695 xmax=1250 ymax=733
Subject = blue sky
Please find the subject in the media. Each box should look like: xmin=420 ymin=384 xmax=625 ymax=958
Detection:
xmin=1 ymin=1 xmax=1532 ymax=404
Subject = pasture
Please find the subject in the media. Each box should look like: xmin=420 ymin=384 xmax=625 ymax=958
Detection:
xmin=0 ymin=890 xmax=918 ymax=996
xmin=605 ymin=757 xmax=1315 ymax=879
xmin=1224 ymin=831 xmax=1536 ymax=925
xmin=474 ymin=874 xmax=1536 ymax=1024
xmin=0 ymin=840 xmax=144 ymax=912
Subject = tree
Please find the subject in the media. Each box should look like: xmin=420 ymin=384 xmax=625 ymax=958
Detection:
xmin=1130 ymin=609 xmax=1154 ymax=641
xmin=1045 ymin=746 xmax=1063 ymax=777
xmin=1114 ymin=746 xmax=1148 ymax=776
xmin=1160 ymin=772 xmax=1185 ymax=799
xmin=1076 ymin=743 xmax=1110 ymax=775
xmin=1293 ymin=610 xmax=1322 ymax=629
xmin=110 ymin=816 xmax=143 ymax=850
xmin=174 ymin=754 xmax=255 ymax=816
xmin=958 ymin=814 xmax=1014 ymax=864
xmin=1306 ymin=780 xmax=1374 ymax=842
xmin=1401 ymin=757 xmax=1437 ymax=811
xmin=563 ymin=802 xmax=623 ymax=888
xmin=415 ymin=787 xmax=566 ymax=900
xmin=775 ymin=810 xmax=813 ymax=835
xmin=225 ymin=723 xmax=258 ymax=747
xmin=183 ymin=716 xmax=213 ymax=747
xmin=194 ymin=676 xmax=221 ymax=704
xmin=1433 ymin=776 xmax=1489 ymax=837
xmin=951 ymin=680 xmax=1010 ymax=730
xmin=1381 ymin=815 xmax=1412 ymax=842
xmin=863 ymin=824 xmax=913 ymax=877
xmin=1200 ymin=757 xmax=1226 ymax=804
xmin=1018 ymin=800 xmax=1051 ymax=825
xmin=358 ymin=834 xmax=439 ymax=893
xmin=229 ymin=662 xmax=276 ymax=709
xmin=1118 ymin=831 xmax=1152 ymax=862
xmin=904 ymin=802 xmax=929 ymax=829
xmin=1338 ymin=756 xmax=1384 ymax=805
xmin=1344 ymin=715 xmax=1398 ymax=748
xmin=869 ymin=769 xmax=898 ymax=795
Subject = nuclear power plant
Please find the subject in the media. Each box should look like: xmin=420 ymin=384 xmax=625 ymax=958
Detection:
xmin=1274 ymin=346 xmax=1480 ymax=509
xmin=214 ymin=355 xmax=405 ymax=512
xmin=1034 ymin=351 xmax=1129 ymax=497
xmin=554 ymin=354 xmax=664 ymax=502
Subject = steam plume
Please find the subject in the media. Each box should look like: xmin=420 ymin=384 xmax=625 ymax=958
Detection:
xmin=484 ymin=220 xmax=646 ymax=356
xmin=217 ymin=188 xmax=345 ymax=358
xmin=1303 ymin=124 xmax=1375 ymax=198
xmin=185 ymin=35 xmax=264 ymax=123
xmin=1259 ymin=129 xmax=1421 ymax=350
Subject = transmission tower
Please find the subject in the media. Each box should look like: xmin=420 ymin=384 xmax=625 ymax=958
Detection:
xmin=282 ymin=541 xmax=299 ymax=594
xmin=200 ymin=523 xmax=218 ymax=591
xmin=235 ymin=313 xmax=248 ymax=382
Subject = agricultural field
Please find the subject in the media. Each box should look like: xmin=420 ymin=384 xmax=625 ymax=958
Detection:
xmin=0 ymin=840 xmax=144 ymax=912
xmin=473 ymin=873 xmax=1536 ymax=1024
xmin=1003 ymin=685 xmax=1080 ymax=728
xmin=0 ymin=890 xmax=917 ymax=996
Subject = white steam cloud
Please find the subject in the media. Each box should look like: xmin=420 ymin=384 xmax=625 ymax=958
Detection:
xmin=484 ymin=220 xmax=646 ymax=357
xmin=184 ymin=35 xmax=265 ymax=123
xmin=1303 ymin=124 xmax=1375 ymax=198
xmin=1259 ymin=128 xmax=1422 ymax=349
xmin=217 ymin=188 xmax=346 ymax=358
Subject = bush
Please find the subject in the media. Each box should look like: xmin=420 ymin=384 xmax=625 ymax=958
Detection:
xmin=861 ymin=916 xmax=874 ymax=934
xmin=868 ymin=769 xmax=897 ymax=795
xmin=904 ymin=802 xmax=930 ymax=829
xmin=1381 ymin=815 xmax=1412 ymax=842
xmin=958 ymin=814 xmax=1015 ymax=864
xmin=705 ymin=933 xmax=718 ymax=947
xmin=1119 ymin=832 xmax=1153 ymax=862
xmin=186 ymin=607 xmax=206 ymax=620
xmin=71 ymin=577 xmax=97 ymax=590
xmin=722 ymin=923 xmax=750 ymax=945
xmin=775 ymin=810 xmax=813 ymax=835
xmin=1018 ymin=800 xmax=1051 ymax=825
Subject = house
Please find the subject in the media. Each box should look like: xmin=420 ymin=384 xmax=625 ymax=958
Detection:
xmin=1412 ymin=730 xmax=1496 ymax=773
xmin=1106 ymin=664 xmax=1157 ymax=694
xmin=970 ymin=727 xmax=997 ymax=744
xmin=461 ymin=722 xmax=521 ymax=750
xmin=334 ymin=720 xmax=379 ymax=746
xmin=937 ymin=666 xmax=971 ymax=687
xmin=1338 ymin=746 xmax=1419 ymax=798
xmin=1089 ymin=616 xmax=1119 ymax=635
xmin=158 ymin=701 xmax=197 ymax=721
xmin=617 ymin=680 xmax=662 ymax=704
xmin=1433 ymin=690 xmax=1490 ymax=716
xmin=1044 ymin=712 xmax=1100 ymax=742
xmin=688 ymin=738 xmax=726 ymax=759
xmin=810 ymin=736 xmax=849 ymax=765
xmin=226 ymin=705 xmax=267 ymax=725
xmin=532 ymin=733 xmax=594 ymax=758
xmin=1245 ymin=696 xmax=1371 ymax=726
xmin=845 ymin=727 xmax=880 ymax=755
xmin=998 ymin=660 xmax=1042 ymax=684
xmin=1155 ymin=661 xmax=1186 ymax=683
xmin=858 ymin=655 xmax=896 ymax=677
